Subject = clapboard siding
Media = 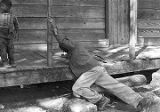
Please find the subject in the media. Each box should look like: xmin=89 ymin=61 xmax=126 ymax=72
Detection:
xmin=138 ymin=29 xmax=160 ymax=37
xmin=12 ymin=0 xmax=106 ymax=50
xmin=12 ymin=0 xmax=47 ymax=4
xmin=15 ymin=29 xmax=105 ymax=44
xmin=13 ymin=5 xmax=104 ymax=18
xmin=12 ymin=0 xmax=105 ymax=6
xmin=51 ymin=0 xmax=105 ymax=6
xmin=12 ymin=5 xmax=47 ymax=17
xmin=138 ymin=0 xmax=160 ymax=45
xmin=18 ymin=18 xmax=104 ymax=30
xmin=16 ymin=30 xmax=46 ymax=44
xmin=51 ymin=6 xmax=104 ymax=18
xmin=15 ymin=40 xmax=108 ymax=51
xmin=138 ymin=20 xmax=160 ymax=29
xmin=56 ymin=18 xmax=105 ymax=29
xmin=138 ymin=9 xmax=160 ymax=19
xmin=17 ymin=17 xmax=105 ymax=43
xmin=18 ymin=18 xmax=46 ymax=29
xmin=138 ymin=0 xmax=160 ymax=9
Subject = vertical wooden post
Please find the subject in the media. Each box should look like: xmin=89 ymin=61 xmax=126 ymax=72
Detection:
xmin=47 ymin=0 xmax=52 ymax=66
xmin=108 ymin=0 xmax=118 ymax=45
xmin=108 ymin=0 xmax=129 ymax=45
xmin=105 ymin=0 xmax=109 ymax=39
xmin=129 ymin=0 xmax=137 ymax=59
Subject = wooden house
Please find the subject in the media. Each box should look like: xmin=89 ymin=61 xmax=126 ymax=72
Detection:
xmin=0 ymin=0 xmax=160 ymax=87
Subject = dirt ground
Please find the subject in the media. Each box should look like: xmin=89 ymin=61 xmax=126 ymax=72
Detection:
xmin=0 ymin=81 xmax=73 ymax=112
xmin=0 ymin=80 xmax=138 ymax=112
xmin=0 ymin=71 xmax=158 ymax=112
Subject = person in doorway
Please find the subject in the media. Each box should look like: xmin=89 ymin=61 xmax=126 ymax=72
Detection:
xmin=0 ymin=0 xmax=19 ymax=68
xmin=48 ymin=18 xmax=158 ymax=111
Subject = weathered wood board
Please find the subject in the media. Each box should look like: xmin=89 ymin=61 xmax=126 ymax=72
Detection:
xmin=11 ymin=0 xmax=160 ymax=48
xmin=138 ymin=0 xmax=160 ymax=45
xmin=11 ymin=0 xmax=106 ymax=51
xmin=16 ymin=30 xmax=106 ymax=44
xmin=12 ymin=0 xmax=105 ymax=6
xmin=108 ymin=0 xmax=129 ymax=45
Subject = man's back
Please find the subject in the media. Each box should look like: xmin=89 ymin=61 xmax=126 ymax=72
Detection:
xmin=67 ymin=42 xmax=100 ymax=77
xmin=48 ymin=18 xmax=100 ymax=77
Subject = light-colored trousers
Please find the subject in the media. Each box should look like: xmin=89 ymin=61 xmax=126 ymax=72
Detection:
xmin=72 ymin=66 xmax=143 ymax=108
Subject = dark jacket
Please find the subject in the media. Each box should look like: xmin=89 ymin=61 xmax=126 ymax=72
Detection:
xmin=56 ymin=36 xmax=100 ymax=78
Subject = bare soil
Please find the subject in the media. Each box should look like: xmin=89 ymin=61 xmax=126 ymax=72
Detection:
xmin=0 ymin=81 xmax=73 ymax=112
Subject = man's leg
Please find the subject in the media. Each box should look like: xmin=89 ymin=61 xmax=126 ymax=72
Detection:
xmin=0 ymin=39 xmax=8 ymax=65
xmin=7 ymin=39 xmax=15 ymax=65
xmin=72 ymin=66 xmax=107 ymax=104
xmin=95 ymin=66 xmax=143 ymax=108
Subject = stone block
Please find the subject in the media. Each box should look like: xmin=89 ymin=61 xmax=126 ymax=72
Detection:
xmin=91 ymin=74 xmax=147 ymax=93
xmin=38 ymin=97 xmax=68 ymax=112
xmin=117 ymin=74 xmax=147 ymax=87
xmin=139 ymin=91 xmax=160 ymax=112
xmin=62 ymin=98 xmax=97 ymax=112
xmin=133 ymin=85 xmax=160 ymax=112
xmin=153 ymin=88 xmax=160 ymax=97
xmin=150 ymin=71 xmax=160 ymax=88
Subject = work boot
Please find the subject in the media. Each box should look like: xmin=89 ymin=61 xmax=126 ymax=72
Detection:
xmin=96 ymin=96 xmax=110 ymax=111
xmin=137 ymin=97 xmax=159 ymax=111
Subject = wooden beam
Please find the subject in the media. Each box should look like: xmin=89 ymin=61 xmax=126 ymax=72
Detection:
xmin=105 ymin=0 xmax=109 ymax=39
xmin=0 ymin=57 xmax=159 ymax=87
xmin=108 ymin=0 xmax=118 ymax=45
xmin=129 ymin=0 xmax=137 ymax=59
xmin=47 ymin=0 xmax=53 ymax=66
xmin=108 ymin=0 xmax=129 ymax=45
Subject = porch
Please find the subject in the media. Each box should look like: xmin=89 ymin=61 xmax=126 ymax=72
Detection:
xmin=0 ymin=45 xmax=159 ymax=87
xmin=0 ymin=0 xmax=159 ymax=87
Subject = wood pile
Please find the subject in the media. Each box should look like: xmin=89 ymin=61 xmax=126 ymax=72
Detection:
xmin=58 ymin=73 xmax=160 ymax=112
xmin=3 ymin=73 xmax=160 ymax=112
xmin=39 ymin=74 xmax=150 ymax=112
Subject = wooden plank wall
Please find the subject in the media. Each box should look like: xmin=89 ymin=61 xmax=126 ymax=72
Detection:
xmin=11 ymin=0 xmax=107 ymax=51
xmin=138 ymin=0 xmax=160 ymax=45
xmin=108 ymin=0 xmax=129 ymax=45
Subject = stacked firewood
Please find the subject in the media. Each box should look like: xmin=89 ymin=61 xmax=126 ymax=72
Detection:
xmin=38 ymin=72 xmax=160 ymax=112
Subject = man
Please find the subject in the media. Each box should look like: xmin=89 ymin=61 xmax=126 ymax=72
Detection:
xmin=0 ymin=0 xmax=19 ymax=68
xmin=48 ymin=18 xmax=156 ymax=111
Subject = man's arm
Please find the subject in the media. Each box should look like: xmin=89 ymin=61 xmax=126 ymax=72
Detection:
xmin=13 ymin=16 xmax=19 ymax=40
xmin=13 ymin=16 xmax=19 ymax=33
xmin=48 ymin=18 xmax=75 ymax=51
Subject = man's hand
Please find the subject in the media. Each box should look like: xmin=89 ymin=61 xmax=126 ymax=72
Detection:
xmin=48 ymin=17 xmax=58 ymax=36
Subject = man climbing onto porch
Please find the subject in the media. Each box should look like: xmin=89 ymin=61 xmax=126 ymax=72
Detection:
xmin=48 ymin=18 xmax=159 ymax=111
